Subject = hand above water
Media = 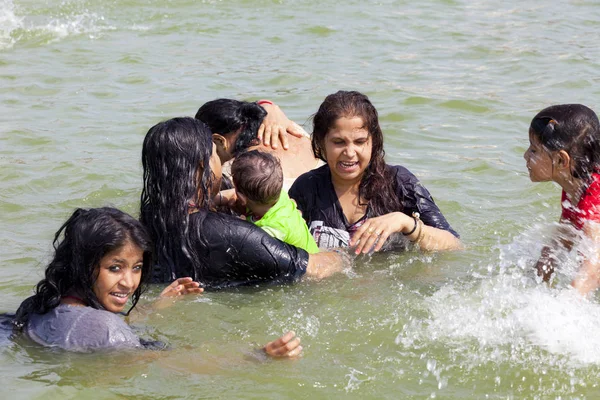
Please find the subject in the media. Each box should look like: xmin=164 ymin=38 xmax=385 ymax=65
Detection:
xmin=215 ymin=189 xmax=247 ymax=216
xmin=350 ymin=212 xmax=413 ymax=254
xmin=257 ymin=101 xmax=308 ymax=150
xmin=160 ymin=277 xmax=204 ymax=298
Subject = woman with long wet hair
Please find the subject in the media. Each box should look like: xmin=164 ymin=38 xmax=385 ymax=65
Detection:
xmin=11 ymin=207 xmax=200 ymax=351
xmin=289 ymin=91 xmax=462 ymax=253
xmin=140 ymin=117 xmax=346 ymax=288
xmin=9 ymin=207 xmax=303 ymax=356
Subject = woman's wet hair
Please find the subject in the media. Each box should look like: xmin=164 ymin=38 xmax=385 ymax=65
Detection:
xmin=13 ymin=207 xmax=153 ymax=329
xmin=140 ymin=117 xmax=215 ymax=282
xmin=312 ymin=90 xmax=402 ymax=214
xmin=530 ymin=104 xmax=600 ymax=181
xmin=231 ymin=150 xmax=283 ymax=206
xmin=195 ymin=99 xmax=267 ymax=155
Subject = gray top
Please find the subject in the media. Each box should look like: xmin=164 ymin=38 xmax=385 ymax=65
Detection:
xmin=26 ymin=304 xmax=141 ymax=351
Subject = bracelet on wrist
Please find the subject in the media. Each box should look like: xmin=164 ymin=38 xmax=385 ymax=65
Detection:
xmin=403 ymin=212 xmax=420 ymax=236
xmin=257 ymin=99 xmax=274 ymax=106
xmin=414 ymin=221 xmax=426 ymax=245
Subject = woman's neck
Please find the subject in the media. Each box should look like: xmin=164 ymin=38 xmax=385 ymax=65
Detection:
xmin=61 ymin=293 xmax=87 ymax=307
xmin=330 ymin=173 xmax=362 ymax=195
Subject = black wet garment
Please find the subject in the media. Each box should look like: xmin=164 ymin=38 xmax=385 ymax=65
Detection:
xmin=289 ymin=164 xmax=459 ymax=249
xmin=150 ymin=211 xmax=309 ymax=289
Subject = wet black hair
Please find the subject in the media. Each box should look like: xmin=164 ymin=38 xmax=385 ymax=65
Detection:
xmin=195 ymin=99 xmax=267 ymax=156
xmin=530 ymin=104 xmax=600 ymax=181
xmin=13 ymin=207 xmax=153 ymax=329
xmin=140 ymin=117 xmax=215 ymax=282
xmin=312 ymin=90 xmax=402 ymax=215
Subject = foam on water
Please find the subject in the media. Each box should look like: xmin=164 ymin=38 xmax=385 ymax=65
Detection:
xmin=398 ymin=223 xmax=600 ymax=368
xmin=0 ymin=0 xmax=116 ymax=50
xmin=0 ymin=0 xmax=22 ymax=50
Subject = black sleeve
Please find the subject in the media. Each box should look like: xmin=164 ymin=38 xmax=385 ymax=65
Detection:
xmin=392 ymin=166 xmax=460 ymax=238
xmin=193 ymin=213 xmax=309 ymax=289
xmin=288 ymin=177 xmax=309 ymax=221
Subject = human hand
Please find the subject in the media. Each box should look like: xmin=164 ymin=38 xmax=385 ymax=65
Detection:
xmin=350 ymin=212 xmax=413 ymax=254
xmin=215 ymin=189 xmax=236 ymax=207
xmin=263 ymin=331 xmax=303 ymax=358
xmin=257 ymin=101 xmax=308 ymax=150
xmin=160 ymin=277 xmax=203 ymax=298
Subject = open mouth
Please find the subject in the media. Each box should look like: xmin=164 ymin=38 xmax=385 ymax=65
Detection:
xmin=338 ymin=161 xmax=359 ymax=171
xmin=110 ymin=292 xmax=130 ymax=304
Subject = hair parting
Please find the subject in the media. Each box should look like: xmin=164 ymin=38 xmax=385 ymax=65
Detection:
xmin=312 ymin=90 xmax=402 ymax=214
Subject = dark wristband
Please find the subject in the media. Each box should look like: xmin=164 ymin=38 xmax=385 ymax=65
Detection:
xmin=402 ymin=212 xmax=420 ymax=236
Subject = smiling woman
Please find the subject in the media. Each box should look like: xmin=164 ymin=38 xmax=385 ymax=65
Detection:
xmin=7 ymin=207 xmax=302 ymax=357
xmin=289 ymin=91 xmax=462 ymax=253
xmin=13 ymin=207 xmax=157 ymax=350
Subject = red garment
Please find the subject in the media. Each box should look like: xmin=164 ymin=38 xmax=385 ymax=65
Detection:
xmin=561 ymin=173 xmax=600 ymax=229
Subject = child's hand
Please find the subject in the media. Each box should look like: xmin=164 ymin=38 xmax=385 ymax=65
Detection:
xmin=214 ymin=189 xmax=236 ymax=207
xmin=216 ymin=189 xmax=248 ymax=216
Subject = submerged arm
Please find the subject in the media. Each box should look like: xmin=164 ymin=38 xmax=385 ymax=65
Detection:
xmin=534 ymin=220 xmax=574 ymax=282
xmin=305 ymin=250 xmax=350 ymax=279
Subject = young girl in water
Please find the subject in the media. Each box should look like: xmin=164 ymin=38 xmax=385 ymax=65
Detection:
xmin=11 ymin=207 xmax=201 ymax=351
xmin=524 ymin=104 xmax=600 ymax=296
xmin=10 ymin=207 xmax=301 ymax=356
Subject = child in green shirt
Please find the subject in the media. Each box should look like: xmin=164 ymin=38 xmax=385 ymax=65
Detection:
xmin=231 ymin=150 xmax=319 ymax=254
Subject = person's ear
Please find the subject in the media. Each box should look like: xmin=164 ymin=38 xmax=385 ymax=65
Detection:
xmin=556 ymin=150 xmax=571 ymax=170
xmin=212 ymin=134 xmax=231 ymax=162
xmin=212 ymin=133 xmax=227 ymax=151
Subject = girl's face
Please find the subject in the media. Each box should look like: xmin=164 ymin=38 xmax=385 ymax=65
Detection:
xmin=323 ymin=116 xmax=373 ymax=186
xmin=93 ymin=240 xmax=143 ymax=313
xmin=524 ymin=132 xmax=554 ymax=182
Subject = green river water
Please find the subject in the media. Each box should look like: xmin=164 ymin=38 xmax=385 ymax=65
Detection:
xmin=2 ymin=0 xmax=600 ymax=398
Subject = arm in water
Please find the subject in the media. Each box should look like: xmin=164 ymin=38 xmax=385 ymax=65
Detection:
xmin=305 ymin=249 xmax=351 ymax=279
xmin=534 ymin=221 xmax=574 ymax=282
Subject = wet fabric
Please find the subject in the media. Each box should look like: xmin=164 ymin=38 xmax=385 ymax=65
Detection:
xmin=150 ymin=211 xmax=309 ymax=289
xmin=249 ymin=190 xmax=319 ymax=254
xmin=289 ymin=164 xmax=459 ymax=249
xmin=561 ymin=172 xmax=600 ymax=229
xmin=26 ymin=304 xmax=141 ymax=351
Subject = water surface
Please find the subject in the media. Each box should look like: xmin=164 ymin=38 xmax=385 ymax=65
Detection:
xmin=2 ymin=0 xmax=600 ymax=398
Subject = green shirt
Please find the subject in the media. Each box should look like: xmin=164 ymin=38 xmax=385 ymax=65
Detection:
xmin=249 ymin=191 xmax=319 ymax=254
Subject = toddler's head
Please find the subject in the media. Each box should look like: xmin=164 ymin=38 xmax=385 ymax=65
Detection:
xmin=231 ymin=150 xmax=283 ymax=218
xmin=528 ymin=104 xmax=600 ymax=181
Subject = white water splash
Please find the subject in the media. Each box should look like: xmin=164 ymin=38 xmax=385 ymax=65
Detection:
xmin=0 ymin=0 xmax=22 ymax=50
xmin=398 ymin=224 xmax=600 ymax=366
xmin=0 ymin=0 xmax=116 ymax=51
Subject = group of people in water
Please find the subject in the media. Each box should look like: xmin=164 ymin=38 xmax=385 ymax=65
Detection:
xmin=6 ymin=90 xmax=600 ymax=356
